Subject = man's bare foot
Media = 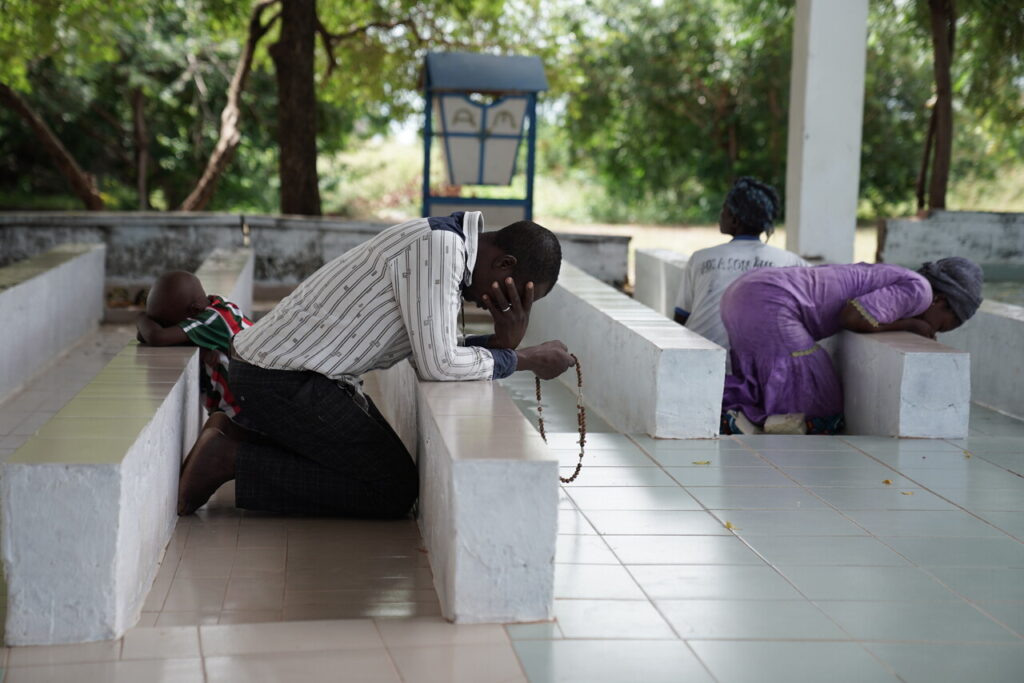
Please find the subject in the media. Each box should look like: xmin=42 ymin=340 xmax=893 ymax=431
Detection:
xmin=178 ymin=428 xmax=238 ymax=515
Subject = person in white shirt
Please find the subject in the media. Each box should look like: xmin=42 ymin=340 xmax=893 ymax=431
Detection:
xmin=673 ymin=177 xmax=808 ymax=349
xmin=177 ymin=211 xmax=575 ymax=517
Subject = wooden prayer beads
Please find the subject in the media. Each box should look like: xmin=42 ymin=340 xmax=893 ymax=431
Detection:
xmin=536 ymin=353 xmax=587 ymax=483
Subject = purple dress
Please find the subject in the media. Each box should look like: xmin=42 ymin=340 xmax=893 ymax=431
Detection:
xmin=721 ymin=263 xmax=932 ymax=423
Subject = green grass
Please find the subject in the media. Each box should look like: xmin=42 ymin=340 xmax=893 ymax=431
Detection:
xmin=7 ymin=136 xmax=1024 ymax=221
xmin=320 ymin=137 xmax=1024 ymax=225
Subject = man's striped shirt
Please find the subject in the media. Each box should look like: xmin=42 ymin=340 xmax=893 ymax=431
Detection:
xmin=232 ymin=211 xmax=515 ymax=382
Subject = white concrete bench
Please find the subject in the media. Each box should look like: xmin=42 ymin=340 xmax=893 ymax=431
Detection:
xmin=524 ymin=261 xmax=726 ymax=438
xmin=372 ymin=361 xmax=558 ymax=623
xmin=836 ymin=331 xmax=970 ymax=438
xmin=195 ymin=246 xmax=255 ymax=317
xmin=940 ymin=300 xmax=1024 ymax=420
xmin=1 ymin=342 xmax=200 ymax=645
xmin=634 ymin=248 xmax=689 ymax=318
xmin=0 ymin=246 xmax=254 ymax=645
xmin=0 ymin=243 xmax=105 ymax=402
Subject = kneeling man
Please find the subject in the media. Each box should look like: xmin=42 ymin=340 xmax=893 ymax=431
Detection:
xmin=178 ymin=211 xmax=575 ymax=517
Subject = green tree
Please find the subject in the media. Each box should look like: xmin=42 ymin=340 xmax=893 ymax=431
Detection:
xmin=912 ymin=0 xmax=1024 ymax=210
xmin=556 ymin=0 xmax=794 ymax=223
xmin=1 ymin=0 xmax=540 ymax=214
xmin=553 ymin=0 xmax=1023 ymax=223
xmin=0 ymin=0 xmax=154 ymax=208
xmin=265 ymin=0 xmax=534 ymax=214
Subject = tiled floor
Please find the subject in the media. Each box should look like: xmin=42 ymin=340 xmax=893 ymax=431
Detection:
xmin=1 ymin=328 xmax=1023 ymax=681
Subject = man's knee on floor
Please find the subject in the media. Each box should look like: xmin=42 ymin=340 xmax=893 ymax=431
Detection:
xmin=375 ymin=471 xmax=419 ymax=519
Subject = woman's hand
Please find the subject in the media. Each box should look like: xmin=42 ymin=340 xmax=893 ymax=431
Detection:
xmin=839 ymin=302 xmax=936 ymax=339
xmin=482 ymin=277 xmax=534 ymax=349
xmin=901 ymin=318 xmax=936 ymax=339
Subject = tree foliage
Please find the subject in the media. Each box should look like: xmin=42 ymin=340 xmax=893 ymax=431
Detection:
xmin=555 ymin=0 xmax=793 ymax=222
xmin=553 ymin=0 xmax=1023 ymax=223
xmin=0 ymin=0 xmax=1021 ymax=219
xmin=0 ymin=0 xmax=536 ymax=211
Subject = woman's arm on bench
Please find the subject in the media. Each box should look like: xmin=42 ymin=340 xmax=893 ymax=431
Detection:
xmin=839 ymin=301 xmax=935 ymax=338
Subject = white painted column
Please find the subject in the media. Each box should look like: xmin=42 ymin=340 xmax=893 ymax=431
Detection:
xmin=785 ymin=0 xmax=868 ymax=264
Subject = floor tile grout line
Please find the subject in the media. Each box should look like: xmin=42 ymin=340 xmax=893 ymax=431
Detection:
xmin=836 ymin=439 xmax=1024 ymax=543
xmin=626 ymin=438 xmax=913 ymax=650
xmin=779 ymin=440 xmax=1024 ymax=638
xmin=562 ymin=454 xmax=877 ymax=663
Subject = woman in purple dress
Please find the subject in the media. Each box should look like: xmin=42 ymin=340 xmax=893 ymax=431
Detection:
xmin=720 ymin=257 xmax=983 ymax=435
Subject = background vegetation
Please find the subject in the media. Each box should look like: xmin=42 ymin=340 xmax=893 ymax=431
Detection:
xmin=1 ymin=0 xmax=1021 ymax=224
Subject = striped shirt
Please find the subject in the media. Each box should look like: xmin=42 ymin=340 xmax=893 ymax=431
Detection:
xmin=179 ymin=295 xmax=254 ymax=416
xmin=233 ymin=212 xmax=516 ymax=382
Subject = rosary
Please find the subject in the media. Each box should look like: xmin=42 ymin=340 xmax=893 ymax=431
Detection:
xmin=535 ymin=354 xmax=587 ymax=483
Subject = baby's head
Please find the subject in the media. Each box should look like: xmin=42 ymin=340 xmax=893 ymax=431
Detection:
xmin=146 ymin=271 xmax=208 ymax=326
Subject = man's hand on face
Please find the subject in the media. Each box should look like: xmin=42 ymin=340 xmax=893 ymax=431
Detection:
xmin=515 ymin=340 xmax=576 ymax=380
xmin=482 ymin=277 xmax=534 ymax=349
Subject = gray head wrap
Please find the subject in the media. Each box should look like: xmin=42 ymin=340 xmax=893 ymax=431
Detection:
xmin=725 ymin=177 xmax=781 ymax=237
xmin=917 ymin=257 xmax=984 ymax=323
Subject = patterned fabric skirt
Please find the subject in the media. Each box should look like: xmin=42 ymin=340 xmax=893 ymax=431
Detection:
xmin=720 ymin=281 xmax=844 ymax=425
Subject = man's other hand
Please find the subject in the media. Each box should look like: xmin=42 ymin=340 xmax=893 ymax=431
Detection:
xmin=482 ymin=277 xmax=533 ymax=349
xmin=515 ymin=340 xmax=575 ymax=380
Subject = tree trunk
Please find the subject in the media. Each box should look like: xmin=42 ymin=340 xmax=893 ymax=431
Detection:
xmin=926 ymin=0 xmax=956 ymax=210
xmin=179 ymin=0 xmax=280 ymax=211
xmin=132 ymin=87 xmax=150 ymax=210
xmin=270 ymin=0 xmax=321 ymax=215
xmin=0 ymin=81 xmax=105 ymax=210
xmin=916 ymin=107 xmax=937 ymax=211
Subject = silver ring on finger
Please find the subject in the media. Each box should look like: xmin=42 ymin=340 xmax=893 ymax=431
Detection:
xmin=500 ymin=304 xmax=513 ymax=313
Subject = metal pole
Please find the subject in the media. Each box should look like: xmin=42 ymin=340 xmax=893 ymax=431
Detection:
xmin=422 ymin=63 xmax=433 ymax=218
xmin=524 ymin=94 xmax=538 ymax=221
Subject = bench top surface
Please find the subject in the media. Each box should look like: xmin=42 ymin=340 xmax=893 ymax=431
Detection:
xmin=195 ymin=246 xmax=253 ymax=299
xmin=977 ymin=299 xmax=1024 ymax=321
xmin=6 ymin=342 xmax=195 ymax=465
xmin=0 ymin=243 xmax=103 ymax=292
xmin=417 ymin=378 xmax=556 ymax=463
xmin=636 ymin=248 xmax=690 ymax=265
xmin=845 ymin=330 xmax=969 ymax=355
xmin=555 ymin=262 xmax=722 ymax=351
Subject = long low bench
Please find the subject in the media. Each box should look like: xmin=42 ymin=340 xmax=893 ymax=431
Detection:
xmin=1 ymin=343 xmax=200 ymax=645
xmin=634 ymin=248 xmax=689 ymax=318
xmin=0 ymin=243 xmax=105 ymax=402
xmin=0 ymin=246 xmax=255 ymax=645
xmin=634 ymin=247 xmax=973 ymax=438
xmin=940 ymin=300 xmax=1024 ymax=421
xmin=525 ymin=261 xmax=725 ymax=438
xmin=373 ymin=360 xmax=558 ymax=623
xmin=837 ymin=331 xmax=970 ymax=438
xmin=194 ymin=246 xmax=255 ymax=319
